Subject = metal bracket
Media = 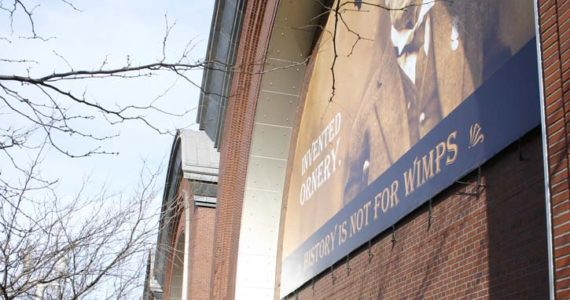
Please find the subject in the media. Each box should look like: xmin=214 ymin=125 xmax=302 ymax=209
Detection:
xmin=428 ymin=198 xmax=433 ymax=229
xmin=518 ymin=138 xmax=526 ymax=161
xmin=391 ymin=225 xmax=397 ymax=244
xmin=456 ymin=167 xmax=485 ymax=196
xmin=312 ymin=278 xmax=315 ymax=295
xmin=346 ymin=255 xmax=351 ymax=275
xmin=367 ymin=240 xmax=373 ymax=262
xmin=331 ymin=265 xmax=336 ymax=283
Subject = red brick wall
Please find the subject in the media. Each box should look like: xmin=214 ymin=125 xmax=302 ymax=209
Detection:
xmin=159 ymin=179 xmax=217 ymax=300
xmin=538 ymin=0 xmax=570 ymax=298
xmin=189 ymin=206 xmax=216 ymax=300
xmin=283 ymin=130 xmax=548 ymax=299
xmin=208 ymin=1 xmax=279 ymax=299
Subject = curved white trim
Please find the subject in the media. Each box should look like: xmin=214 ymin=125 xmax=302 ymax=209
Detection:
xmin=533 ymin=0 xmax=555 ymax=299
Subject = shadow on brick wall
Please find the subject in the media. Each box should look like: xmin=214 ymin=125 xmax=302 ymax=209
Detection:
xmin=485 ymin=128 xmax=549 ymax=299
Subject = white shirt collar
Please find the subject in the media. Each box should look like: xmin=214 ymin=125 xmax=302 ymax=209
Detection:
xmin=390 ymin=0 xmax=435 ymax=56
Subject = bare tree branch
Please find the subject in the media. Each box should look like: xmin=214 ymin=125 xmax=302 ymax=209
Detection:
xmin=0 ymin=146 xmax=163 ymax=299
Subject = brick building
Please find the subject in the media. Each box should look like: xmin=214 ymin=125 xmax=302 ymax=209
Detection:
xmin=184 ymin=0 xmax=570 ymax=299
xmin=143 ymin=130 xmax=218 ymax=300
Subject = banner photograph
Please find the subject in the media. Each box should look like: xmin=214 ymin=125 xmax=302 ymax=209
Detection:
xmin=280 ymin=0 xmax=540 ymax=297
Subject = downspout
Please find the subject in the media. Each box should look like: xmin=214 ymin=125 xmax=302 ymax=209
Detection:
xmin=182 ymin=191 xmax=191 ymax=300
xmin=533 ymin=0 xmax=555 ymax=299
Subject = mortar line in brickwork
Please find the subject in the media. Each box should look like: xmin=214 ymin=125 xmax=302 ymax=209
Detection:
xmin=551 ymin=0 xmax=570 ymax=190
xmin=554 ymin=219 xmax=570 ymax=229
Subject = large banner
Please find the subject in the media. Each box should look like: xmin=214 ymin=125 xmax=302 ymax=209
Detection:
xmin=280 ymin=0 xmax=540 ymax=297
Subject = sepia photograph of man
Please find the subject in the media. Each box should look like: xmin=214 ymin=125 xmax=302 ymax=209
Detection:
xmin=343 ymin=0 xmax=536 ymax=202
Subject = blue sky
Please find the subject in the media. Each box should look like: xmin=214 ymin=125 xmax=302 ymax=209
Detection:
xmin=0 ymin=0 xmax=215 ymax=200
